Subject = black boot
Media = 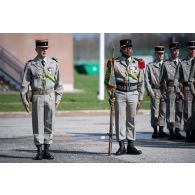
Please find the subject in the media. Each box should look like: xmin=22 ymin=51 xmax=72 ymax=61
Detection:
xmin=43 ymin=144 xmax=54 ymax=160
xmin=168 ymin=129 xmax=175 ymax=140
xmin=152 ymin=126 xmax=158 ymax=139
xmin=33 ymin=145 xmax=43 ymax=160
xmin=158 ymin=126 xmax=169 ymax=138
xmin=116 ymin=140 xmax=126 ymax=155
xmin=185 ymin=130 xmax=191 ymax=142
xmin=190 ymin=131 xmax=195 ymax=142
xmin=127 ymin=140 xmax=142 ymax=155
xmin=174 ymin=128 xmax=185 ymax=140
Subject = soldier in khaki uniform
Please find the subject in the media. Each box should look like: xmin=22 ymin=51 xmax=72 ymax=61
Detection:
xmin=174 ymin=41 xmax=195 ymax=142
xmin=187 ymin=41 xmax=195 ymax=142
xmin=20 ymin=39 xmax=63 ymax=160
xmin=108 ymin=39 xmax=144 ymax=155
xmin=160 ymin=42 xmax=184 ymax=140
xmin=145 ymin=46 xmax=168 ymax=139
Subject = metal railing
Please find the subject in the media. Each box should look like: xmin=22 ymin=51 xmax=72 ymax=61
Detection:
xmin=0 ymin=45 xmax=24 ymax=91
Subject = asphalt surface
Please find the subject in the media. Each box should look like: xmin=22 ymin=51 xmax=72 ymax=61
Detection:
xmin=0 ymin=110 xmax=195 ymax=163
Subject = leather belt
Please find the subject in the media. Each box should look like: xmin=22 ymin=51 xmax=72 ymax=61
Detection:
xmin=116 ymin=82 xmax=138 ymax=87
xmin=182 ymin=83 xmax=189 ymax=87
xmin=116 ymin=85 xmax=137 ymax=92
xmin=32 ymin=88 xmax=54 ymax=95
xmin=152 ymin=86 xmax=160 ymax=89
xmin=116 ymin=88 xmax=137 ymax=92
xmin=116 ymin=82 xmax=138 ymax=92
xmin=167 ymin=81 xmax=174 ymax=86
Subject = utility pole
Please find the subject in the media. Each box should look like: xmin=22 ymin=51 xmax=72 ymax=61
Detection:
xmin=98 ymin=33 xmax=105 ymax=101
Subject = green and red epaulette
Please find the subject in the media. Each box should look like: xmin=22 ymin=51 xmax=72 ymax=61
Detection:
xmin=134 ymin=58 xmax=145 ymax=69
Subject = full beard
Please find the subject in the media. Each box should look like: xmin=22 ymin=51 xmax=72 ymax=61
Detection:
xmin=122 ymin=53 xmax=131 ymax=59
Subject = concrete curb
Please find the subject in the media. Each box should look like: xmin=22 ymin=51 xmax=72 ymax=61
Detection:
xmin=0 ymin=109 xmax=150 ymax=118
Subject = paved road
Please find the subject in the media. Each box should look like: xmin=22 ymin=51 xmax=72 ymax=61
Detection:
xmin=0 ymin=111 xmax=195 ymax=163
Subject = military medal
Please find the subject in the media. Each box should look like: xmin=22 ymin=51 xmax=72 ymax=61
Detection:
xmin=48 ymin=67 xmax=53 ymax=74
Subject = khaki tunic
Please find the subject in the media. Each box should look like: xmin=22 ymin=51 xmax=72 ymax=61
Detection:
xmin=113 ymin=56 xmax=144 ymax=141
xmin=174 ymin=57 xmax=194 ymax=131
xmin=145 ymin=61 xmax=166 ymax=128
xmin=188 ymin=58 xmax=195 ymax=131
xmin=20 ymin=56 xmax=63 ymax=145
xmin=160 ymin=58 xmax=183 ymax=130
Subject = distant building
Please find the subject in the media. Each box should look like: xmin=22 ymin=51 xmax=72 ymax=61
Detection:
xmin=0 ymin=33 xmax=73 ymax=92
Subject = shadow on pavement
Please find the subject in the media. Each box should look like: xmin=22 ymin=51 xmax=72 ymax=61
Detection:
xmin=52 ymin=150 xmax=107 ymax=155
xmin=15 ymin=149 xmax=108 ymax=156
xmin=64 ymin=132 xmax=195 ymax=149
xmin=136 ymin=139 xmax=195 ymax=149
xmin=0 ymin=154 xmax=32 ymax=159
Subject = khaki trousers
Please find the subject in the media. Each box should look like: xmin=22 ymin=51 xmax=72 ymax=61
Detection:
xmin=166 ymin=87 xmax=183 ymax=129
xmin=150 ymin=89 xmax=166 ymax=128
xmin=115 ymin=90 xmax=138 ymax=141
xmin=32 ymin=93 xmax=55 ymax=145
xmin=183 ymin=87 xmax=193 ymax=131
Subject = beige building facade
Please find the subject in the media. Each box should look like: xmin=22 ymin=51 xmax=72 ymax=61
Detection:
xmin=0 ymin=33 xmax=73 ymax=91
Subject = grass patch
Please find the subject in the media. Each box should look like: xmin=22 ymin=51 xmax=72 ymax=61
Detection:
xmin=0 ymin=71 xmax=150 ymax=112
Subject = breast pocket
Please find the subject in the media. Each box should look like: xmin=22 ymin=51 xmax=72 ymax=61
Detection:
xmin=31 ymin=68 xmax=43 ymax=79
xmin=31 ymin=67 xmax=43 ymax=88
xmin=167 ymin=70 xmax=175 ymax=80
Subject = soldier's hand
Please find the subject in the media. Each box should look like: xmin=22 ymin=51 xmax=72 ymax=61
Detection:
xmin=23 ymin=102 xmax=30 ymax=113
xmin=55 ymin=100 xmax=60 ymax=109
xmin=150 ymin=94 xmax=156 ymax=99
xmin=150 ymin=92 xmax=155 ymax=99
xmin=176 ymin=94 xmax=181 ymax=101
xmin=161 ymin=93 xmax=167 ymax=101
xmin=109 ymin=97 xmax=115 ymax=107
xmin=179 ymin=92 xmax=185 ymax=100
xmin=137 ymin=100 xmax=142 ymax=112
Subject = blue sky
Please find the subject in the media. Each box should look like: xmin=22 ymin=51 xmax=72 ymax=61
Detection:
xmin=73 ymin=33 xmax=99 ymax=40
